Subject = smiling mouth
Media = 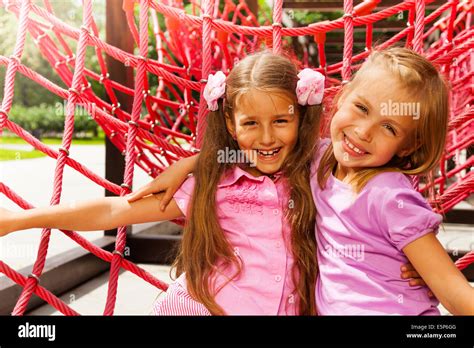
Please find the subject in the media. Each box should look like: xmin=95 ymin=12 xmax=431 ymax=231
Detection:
xmin=255 ymin=147 xmax=282 ymax=158
xmin=343 ymin=133 xmax=369 ymax=155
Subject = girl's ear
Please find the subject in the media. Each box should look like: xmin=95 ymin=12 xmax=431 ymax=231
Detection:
xmin=224 ymin=112 xmax=236 ymax=139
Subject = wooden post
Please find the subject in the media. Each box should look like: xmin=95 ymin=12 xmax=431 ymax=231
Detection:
xmin=247 ymin=0 xmax=259 ymax=18
xmin=104 ymin=1 xmax=134 ymax=236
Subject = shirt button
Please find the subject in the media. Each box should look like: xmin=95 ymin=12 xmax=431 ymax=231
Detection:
xmin=273 ymin=209 xmax=279 ymax=215
xmin=275 ymin=275 xmax=282 ymax=282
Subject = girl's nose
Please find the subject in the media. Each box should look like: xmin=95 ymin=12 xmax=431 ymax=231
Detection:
xmin=260 ymin=127 xmax=276 ymax=146
xmin=354 ymin=122 xmax=373 ymax=142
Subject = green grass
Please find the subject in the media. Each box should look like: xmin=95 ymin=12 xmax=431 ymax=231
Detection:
xmin=0 ymin=148 xmax=47 ymax=161
xmin=0 ymin=130 xmax=105 ymax=161
xmin=0 ymin=136 xmax=105 ymax=146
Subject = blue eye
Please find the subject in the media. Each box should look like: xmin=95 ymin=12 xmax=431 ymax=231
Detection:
xmin=383 ymin=124 xmax=397 ymax=135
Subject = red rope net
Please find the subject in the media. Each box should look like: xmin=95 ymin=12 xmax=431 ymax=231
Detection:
xmin=0 ymin=0 xmax=472 ymax=315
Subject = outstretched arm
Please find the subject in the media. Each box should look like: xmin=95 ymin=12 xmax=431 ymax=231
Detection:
xmin=0 ymin=193 xmax=183 ymax=236
xmin=127 ymin=154 xmax=199 ymax=210
xmin=403 ymin=232 xmax=474 ymax=315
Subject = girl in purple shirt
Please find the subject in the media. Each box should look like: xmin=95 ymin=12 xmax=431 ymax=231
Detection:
xmin=311 ymin=47 xmax=473 ymax=315
xmin=135 ymin=48 xmax=473 ymax=315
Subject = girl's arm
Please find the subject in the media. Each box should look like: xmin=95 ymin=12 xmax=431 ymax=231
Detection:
xmin=403 ymin=232 xmax=474 ymax=315
xmin=127 ymin=154 xmax=199 ymax=210
xmin=0 ymin=193 xmax=183 ymax=236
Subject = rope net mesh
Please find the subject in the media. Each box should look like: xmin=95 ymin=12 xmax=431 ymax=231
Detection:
xmin=0 ymin=0 xmax=472 ymax=315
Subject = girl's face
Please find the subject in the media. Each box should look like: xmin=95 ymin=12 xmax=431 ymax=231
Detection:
xmin=330 ymin=66 xmax=419 ymax=177
xmin=226 ymin=88 xmax=299 ymax=175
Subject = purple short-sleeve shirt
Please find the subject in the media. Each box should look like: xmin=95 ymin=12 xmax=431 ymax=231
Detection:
xmin=311 ymin=139 xmax=442 ymax=315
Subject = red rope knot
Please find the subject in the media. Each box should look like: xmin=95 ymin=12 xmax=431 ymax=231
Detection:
xmin=142 ymin=89 xmax=151 ymax=98
xmin=80 ymin=25 xmax=93 ymax=37
xmin=342 ymin=12 xmax=355 ymax=20
xmin=81 ymin=82 xmax=92 ymax=93
xmin=66 ymin=54 xmax=76 ymax=64
xmin=99 ymin=72 xmax=110 ymax=84
xmin=111 ymin=103 xmax=121 ymax=114
xmin=112 ymin=250 xmax=124 ymax=258
xmin=0 ymin=108 xmax=8 ymax=118
xmin=272 ymin=22 xmax=283 ymax=28
xmin=127 ymin=120 xmax=139 ymax=127
xmin=68 ymin=87 xmax=81 ymax=96
xmin=34 ymin=32 xmax=48 ymax=44
xmin=58 ymin=147 xmax=70 ymax=156
xmin=120 ymin=183 xmax=132 ymax=192
xmin=9 ymin=55 xmax=21 ymax=66
xmin=136 ymin=55 xmax=148 ymax=63
xmin=186 ymin=65 xmax=192 ymax=76
xmin=201 ymin=14 xmax=212 ymax=21
xmin=54 ymin=60 xmax=64 ymax=68
xmin=28 ymin=273 xmax=41 ymax=284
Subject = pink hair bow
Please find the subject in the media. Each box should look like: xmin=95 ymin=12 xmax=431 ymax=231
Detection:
xmin=203 ymin=71 xmax=226 ymax=111
xmin=296 ymin=68 xmax=325 ymax=106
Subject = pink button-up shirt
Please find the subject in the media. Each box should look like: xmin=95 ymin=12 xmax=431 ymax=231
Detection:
xmin=173 ymin=166 xmax=298 ymax=315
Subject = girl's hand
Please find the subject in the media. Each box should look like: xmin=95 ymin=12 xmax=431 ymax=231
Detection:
xmin=401 ymin=263 xmax=435 ymax=298
xmin=126 ymin=154 xmax=199 ymax=211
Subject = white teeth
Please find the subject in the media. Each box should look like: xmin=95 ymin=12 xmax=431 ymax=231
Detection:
xmin=257 ymin=148 xmax=281 ymax=156
xmin=344 ymin=136 xmax=365 ymax=154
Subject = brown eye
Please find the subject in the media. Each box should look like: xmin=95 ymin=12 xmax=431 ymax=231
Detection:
xmin=356 ymin=103 xmax=368 ymax=114
xmin=383 ymin=124 xmax=397 ymax=135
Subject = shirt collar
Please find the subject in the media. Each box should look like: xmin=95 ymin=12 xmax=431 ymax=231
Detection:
xmin=217 ymin=166 xmax=283 ymax=188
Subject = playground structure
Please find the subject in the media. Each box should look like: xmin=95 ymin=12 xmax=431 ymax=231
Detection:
xmin=0 ymin=0 xmax=473 ymax=315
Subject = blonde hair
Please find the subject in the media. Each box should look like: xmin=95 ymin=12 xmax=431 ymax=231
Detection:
xmin=173 ymin=50 xmax=321 ymax=315
xmin=317 ymin=47 xmax=450 ymax=194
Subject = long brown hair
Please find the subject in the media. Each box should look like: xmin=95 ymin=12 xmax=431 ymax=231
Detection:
xmin=173 ymin=50 xmax=322 ymax=315
xmin=317 ymin=47 xmax=449 ymax=195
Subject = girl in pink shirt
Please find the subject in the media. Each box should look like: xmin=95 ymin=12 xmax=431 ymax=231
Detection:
xmin=0 ymin=51 xmax=323 ymax=315
xmin=131 ymin=48 xmax=473 ymax=315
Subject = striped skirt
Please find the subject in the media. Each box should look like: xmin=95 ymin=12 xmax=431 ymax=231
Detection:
xmin=152 ymin=281 xmax=211 ymax=316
